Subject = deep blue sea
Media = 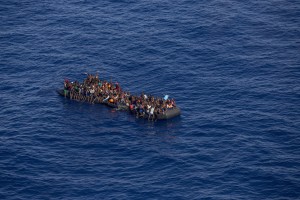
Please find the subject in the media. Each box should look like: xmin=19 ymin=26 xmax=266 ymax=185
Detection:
xmin=1 ymin=0 xmax=300 ymax=199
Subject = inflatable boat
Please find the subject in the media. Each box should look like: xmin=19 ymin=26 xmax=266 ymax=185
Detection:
xmin=57 ymin=89 xmax=181 ymax=120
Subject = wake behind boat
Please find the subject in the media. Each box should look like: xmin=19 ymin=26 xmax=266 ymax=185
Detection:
xmin=57 ymin=73 xmax=180 ymax=121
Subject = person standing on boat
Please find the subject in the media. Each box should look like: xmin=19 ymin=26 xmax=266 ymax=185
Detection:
xmin=149 ymin=105 xmax=155 ymax=121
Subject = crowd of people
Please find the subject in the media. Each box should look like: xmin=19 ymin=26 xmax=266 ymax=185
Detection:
xmin=63 ymin=73 xmax=177 ymax=121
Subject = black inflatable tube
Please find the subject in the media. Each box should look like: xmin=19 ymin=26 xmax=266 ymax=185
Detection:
xmin=57 ymin=89 xmax=181 ymax=120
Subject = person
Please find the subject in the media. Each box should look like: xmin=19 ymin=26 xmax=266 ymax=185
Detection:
xmin=89 ymin=87 xmax=95 ymax=103
xmin=149 ymin=106 xmax=155 ymax=121
xmin=171 ymin=99 xmax=176 ymax=108
xmin=115 ymin=82 xmax=121 ymax=92
xmin=139 ymin=104 xmax=145 ymax=118
xmin=146 ymin=104 xmax=151 ymax=115
xmin=63 ymin=79 xmax=69 ymax=97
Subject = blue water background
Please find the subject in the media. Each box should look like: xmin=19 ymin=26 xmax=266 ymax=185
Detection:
xmin=1 ymin=0 xmax=300 ymax=199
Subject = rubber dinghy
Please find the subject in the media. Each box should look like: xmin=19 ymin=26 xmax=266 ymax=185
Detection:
xmin=56 ymin=89 xmax=181 ymax=120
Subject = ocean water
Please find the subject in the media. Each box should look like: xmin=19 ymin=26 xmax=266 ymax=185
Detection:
xmin=1 ymin=0 xmax=300 ymax=199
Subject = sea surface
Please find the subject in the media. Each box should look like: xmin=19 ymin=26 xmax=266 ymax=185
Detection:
xmin=1 ymin=0 xmax=300 ymax=199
